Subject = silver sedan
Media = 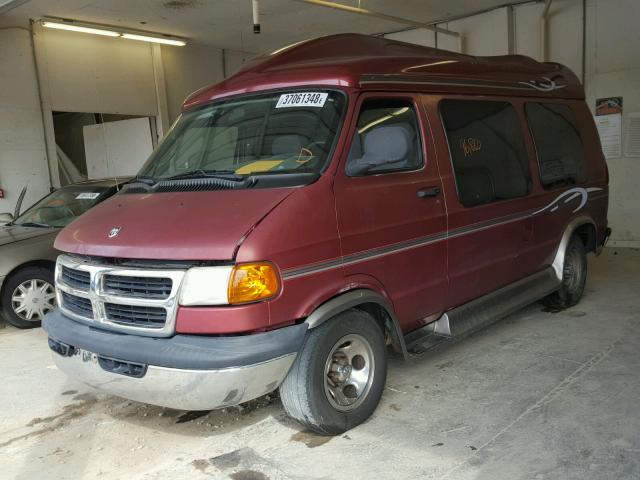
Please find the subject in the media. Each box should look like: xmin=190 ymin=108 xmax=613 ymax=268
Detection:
xmin=0 ymin=178 xmax=127 ymax=328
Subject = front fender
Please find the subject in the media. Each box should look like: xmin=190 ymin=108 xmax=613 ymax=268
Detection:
xmin=305 ymin=288 xmax=408 ymax=359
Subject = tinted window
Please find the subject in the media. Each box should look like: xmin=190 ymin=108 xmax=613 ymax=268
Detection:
xmin=346 ymin=99 xmax=422 ymax=176
xmin=525 ymin=103 xmax=587 ymax=189
xmin=441 ymin=100 xmax=531 ymax=207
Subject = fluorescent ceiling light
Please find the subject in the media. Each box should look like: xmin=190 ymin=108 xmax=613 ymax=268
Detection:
xmin=42 ymin=21 xmax=119 ymax=37
xmin=40 ymin=19 xmax=186 ymax=46
xmin=121 ymin=33 xmax=186 ymax=46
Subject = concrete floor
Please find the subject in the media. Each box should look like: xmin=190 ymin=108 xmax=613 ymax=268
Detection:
xmin=1 ymin=248 xmax=639 ymax=480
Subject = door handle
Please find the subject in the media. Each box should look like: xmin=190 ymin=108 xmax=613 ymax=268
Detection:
xmin=417 ymin=187 xmax=441 ymax=198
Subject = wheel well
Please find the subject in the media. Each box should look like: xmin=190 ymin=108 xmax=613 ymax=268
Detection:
xmin=574 ymin=223 xmax=597 ymax=253
xmin=354 ymin=302 xmax=404 ymax=355
xmin=0 ymin=260 xmax=56 ymax=306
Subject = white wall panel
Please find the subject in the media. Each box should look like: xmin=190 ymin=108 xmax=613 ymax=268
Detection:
xmin=224 ymin=49 xmax=253 ymax=77
xmin=0 ymin=29 xmax=49 ymax=214
xmin=162 ymin=43 xmax=225 ymax=122
xmin=445 ymin=8 xmax=509 ymax=56
xmin=584 ymin=0 xmax=640 ymax=244
xmin=384 ymin=29 xmax=436 ymax=47
xmin=37 ymin=28 xmax=158 ymax=116
xmin=83 ymin=117 xmax=153 ymax=179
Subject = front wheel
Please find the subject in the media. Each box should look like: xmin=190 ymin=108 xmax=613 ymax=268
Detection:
xmin=543 ymin=235 xmax=587 ymax=309
xmin=280 ymin=309 xmax=387 ymax=435
xmin=1 ymin=266 xmax=56 ymax=328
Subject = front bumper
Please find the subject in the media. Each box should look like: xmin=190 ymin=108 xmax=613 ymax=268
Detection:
xmin=43 ymin=310 xmax=307 ymax=410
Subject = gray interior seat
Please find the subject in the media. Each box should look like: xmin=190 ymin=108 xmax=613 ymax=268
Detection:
xmin=347 ymin=124 xmax=412 ymax=175
xmin=271 ymin=135 xmax=305 ymax=157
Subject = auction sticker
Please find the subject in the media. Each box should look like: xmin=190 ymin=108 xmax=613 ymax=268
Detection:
xmin=75 ymin=192 xmax=100 ymax=200
xmin=276 ymin=92 xmax=328 ymax=108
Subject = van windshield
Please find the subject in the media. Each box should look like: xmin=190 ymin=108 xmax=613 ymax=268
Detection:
xmin=138 ymin=90 xmax=346 ymax=185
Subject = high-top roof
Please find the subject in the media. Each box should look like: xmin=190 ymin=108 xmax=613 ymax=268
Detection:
xmin=184 ymin=33 xmax=583 ymax=109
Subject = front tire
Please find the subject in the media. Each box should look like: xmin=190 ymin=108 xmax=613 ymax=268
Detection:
xmin=280 ymin=309 xmax=387 ymax=435
xmin=543 ymin=235 xmax=587 ymax=309
xmin=1 ymin=266 xmax=56 ymax=329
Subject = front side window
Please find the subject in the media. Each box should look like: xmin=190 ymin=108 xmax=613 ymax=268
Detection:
xmin=139 ymin=90 xmax=346 ymax=183
xmin=13 ymin=186 xmax=109 ymax=228
xmin=440 ymin=100 xmax=531 ymax=207
xmin=525 ymin=103 xmax=587 ymax=189
xmin=345 ymin=99 xmax=423 ymax=176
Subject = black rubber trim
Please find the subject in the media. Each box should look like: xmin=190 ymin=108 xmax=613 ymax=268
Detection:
xmin=43 ymin=310 xmax=308 ymax=370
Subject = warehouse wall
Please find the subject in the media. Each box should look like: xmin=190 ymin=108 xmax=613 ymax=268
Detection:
xmin=584 ymin=0 xmax=640 ymax=246
xmin=34 ymin=27 xmax=158 ymax=116
xmin=162 ymin=44 xmax=225 ymax=122
xmin=385 ymin=0 xmax=640 ymax=246
xmin=0 ymin=23 xmax=254 ymax=201
xmin=0 ymin=28 xmax=49 ymax=214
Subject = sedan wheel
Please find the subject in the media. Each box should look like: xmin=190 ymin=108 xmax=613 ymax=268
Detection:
xmin=11 ymin=279 xmax=56 ymax=322
xmin=1 ymin=266 xmax=56 ymax=328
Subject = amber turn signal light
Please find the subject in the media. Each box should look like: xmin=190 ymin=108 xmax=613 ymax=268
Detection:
xmin=227 ymin=262 xmax=280 ymax=305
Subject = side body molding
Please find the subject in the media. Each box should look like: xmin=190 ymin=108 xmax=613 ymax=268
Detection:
xmin=552 ymin=216 xmax=596 ymax=281
xmin=305 ymin=289 xmax=409 ymax=359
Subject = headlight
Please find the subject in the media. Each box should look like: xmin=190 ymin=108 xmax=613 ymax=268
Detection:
xmin=178 ymin=262 xmax=280 ymax=306
xmin=179 ymin=266 xmax=233 ymax=306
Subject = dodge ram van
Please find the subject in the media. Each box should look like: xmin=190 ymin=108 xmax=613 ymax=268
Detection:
xmin=44 ymin=34 xmax=609 ymax=435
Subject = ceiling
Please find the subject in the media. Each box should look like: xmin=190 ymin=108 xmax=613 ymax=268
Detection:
xmin=1 ymin=0 xmax=518 ymax=53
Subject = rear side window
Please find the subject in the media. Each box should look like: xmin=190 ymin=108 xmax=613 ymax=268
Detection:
xmin=525 ymin=103 xmax=587 ymax=189
xmin=440 ymin=100 xmax=531 ymax=207
xmin=346 ymin=99 xmax=423 ymax=176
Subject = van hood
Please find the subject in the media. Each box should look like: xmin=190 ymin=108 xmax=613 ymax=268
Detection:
xmin=0 ymin=224 xmax=58 ymax=246
xmin=54 ymin=189 xmax=295 ymax=260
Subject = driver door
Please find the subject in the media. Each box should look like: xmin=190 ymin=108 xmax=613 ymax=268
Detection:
xmin=333 ymin=93 xmax=448 ymax=333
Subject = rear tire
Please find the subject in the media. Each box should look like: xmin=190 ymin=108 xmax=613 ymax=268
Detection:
xmin=543 ymin=235 xmax=587 ymax=309
xmin=280 ymin=309 xmax=387 ymax=435
xmin=1 ymin=266 xmax=56 ymax=329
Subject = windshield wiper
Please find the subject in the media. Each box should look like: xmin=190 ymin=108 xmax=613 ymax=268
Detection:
xmin=124 ymin=175 xmax=156 ymax=186
xmin=164 ymin=169 xmax=245 ymax=182
xmin=18 ymin=222 xmax=50 ymax=228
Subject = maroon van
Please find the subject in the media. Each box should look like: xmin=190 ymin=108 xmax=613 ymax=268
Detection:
xmin=44 ymin=34 xmax=609 ymax=435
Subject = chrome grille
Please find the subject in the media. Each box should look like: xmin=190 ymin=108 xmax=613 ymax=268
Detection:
xmin=55 ymin=255 xmax=186 ymax=337
xmin=103 ymin=274 xmax=172 ymax=299
xmin=105 ymin=303 xmax=167 ymax=327
xmin=61 ymin=266 xmax=90 ymax=291
xmin=61 ymin=291 xmax=93 ymax=318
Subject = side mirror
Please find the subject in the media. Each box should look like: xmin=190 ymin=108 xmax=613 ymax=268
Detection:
xmin=0 ymin=212 xmax=14 ymax=224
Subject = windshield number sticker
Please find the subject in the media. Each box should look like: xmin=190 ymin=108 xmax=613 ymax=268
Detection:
xmin=276 ymin=92 xmax=328 ymax=108
xmin=75 ymin=192 xmax=100 ymax=200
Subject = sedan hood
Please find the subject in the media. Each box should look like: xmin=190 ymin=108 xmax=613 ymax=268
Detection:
xmin=54 ymin=189 xmax=295 ymax=260
xmin=0 ymin=225 xmax=58 ymax=246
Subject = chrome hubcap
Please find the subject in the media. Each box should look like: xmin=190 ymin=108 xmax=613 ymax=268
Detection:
xmin=324 ymin=334 xmax=375 ymax=412
xmin=563 ymin=248 xmax=583 ymax=291
xmin=11 ymin=279 xmax=56 ymax=322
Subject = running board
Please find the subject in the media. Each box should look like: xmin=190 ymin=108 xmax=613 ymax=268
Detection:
xmin=405 ymin=267 xmax=561 ymax=354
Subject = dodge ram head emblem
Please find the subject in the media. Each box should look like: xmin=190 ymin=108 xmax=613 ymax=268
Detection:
xmin=108 ymin=226 xmax=122 ymax=238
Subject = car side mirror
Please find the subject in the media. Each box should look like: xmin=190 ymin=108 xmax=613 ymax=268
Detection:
xmin=0 ymin=212 xmax=14 ymax=224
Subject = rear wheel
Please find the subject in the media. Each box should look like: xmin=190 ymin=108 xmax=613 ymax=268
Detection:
xmin=1 ymin=266 xmax=56 ymax=329
xmin=280 ymin=309 xmax=387 ymax=435
xmin=543 ymin=235 xmax=587 ymax=309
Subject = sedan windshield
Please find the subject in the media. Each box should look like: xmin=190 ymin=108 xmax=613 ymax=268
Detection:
xmin=13 ymin=186 xmax=109 ymax=228
xmin=138 ymin=90 xmax=346 ymax=182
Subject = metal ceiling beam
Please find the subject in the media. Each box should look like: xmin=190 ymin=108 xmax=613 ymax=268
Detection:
xmin=293 ymin=0 xmax=460 ymax=38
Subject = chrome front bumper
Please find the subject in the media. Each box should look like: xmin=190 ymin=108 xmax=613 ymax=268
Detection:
xmin=51 ymin=348 xmax=296 ymax=410
xmin=44 ymin=309 xmax=307 ymax=410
